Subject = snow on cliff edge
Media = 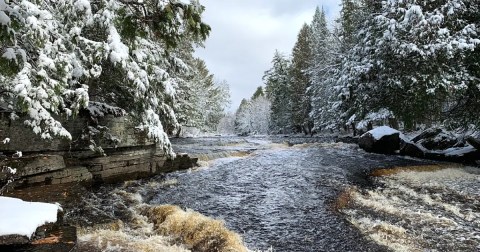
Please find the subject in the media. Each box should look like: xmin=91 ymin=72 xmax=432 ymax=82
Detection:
xmin=0 ymin=196 xmax=61 ymax=237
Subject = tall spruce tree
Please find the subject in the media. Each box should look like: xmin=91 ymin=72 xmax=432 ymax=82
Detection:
xmin=308 ymin=7 xmax=337 ymax=131
xmin=251 ymin=86 xmax=265 ymax=100
xmin=290 ymin=23 xmax=313 ymax=133
xmin=264 ymin=51 xmax=292 ymax=134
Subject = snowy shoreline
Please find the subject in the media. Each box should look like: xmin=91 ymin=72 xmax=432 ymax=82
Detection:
xmin=0 ymin=196 xmax=61 ymax=239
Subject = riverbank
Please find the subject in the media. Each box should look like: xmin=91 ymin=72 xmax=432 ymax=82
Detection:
xmin=2 ymin=136 xmax=478 ymax=251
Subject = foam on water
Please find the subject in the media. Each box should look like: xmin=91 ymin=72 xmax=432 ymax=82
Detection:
xmin=73 ymin=179 xmax=250 ymax=252
xmin=78 ymin=229 xmax=189 ymax=252
xmin=342 ymin=166 xmax=480 ymax=251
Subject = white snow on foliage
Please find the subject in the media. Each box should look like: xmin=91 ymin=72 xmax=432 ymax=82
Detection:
xmin=0 ymin=197 xmax=61 ymax=237
xmin=0 ymin=10 xmax=10 ymax=25
xmin=108 ymin=26 xmax=129 ymax=64
xmin=368 ymin=126 xmax=399 ymax=140
xmin=2 ymin=48 xmax=15 ymax=60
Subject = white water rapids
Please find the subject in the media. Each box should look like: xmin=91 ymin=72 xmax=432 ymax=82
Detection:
xmin=65 ymin=137 xmax=480 ymax=252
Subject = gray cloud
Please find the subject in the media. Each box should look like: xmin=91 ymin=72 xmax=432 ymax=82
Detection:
xmin=194 ymin=0 xmax=342 ymax=112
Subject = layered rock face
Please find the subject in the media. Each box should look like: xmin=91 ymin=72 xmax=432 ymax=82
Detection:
xmin=0 ymin=113 xmax=197 ymax=188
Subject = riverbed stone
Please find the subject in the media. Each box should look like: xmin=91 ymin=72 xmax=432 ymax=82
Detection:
xmin=0 ymin=225 xmax=77 ymax=251
xmin=466 ymin=136 xmax=480 ymax=151
xmin=412 ymin=128 xmax=459 ymax=150
xmin=411 ymin=128 xmax=442 ymax=143
xmin=0 ymin=210 xmax=77 ymax=249
xmin=0 ymin=235 xmax=30 ymax=245
xmin=358 ymin=130 xmax=400 ymax=154
xmin=399 ymin=140 xmax=425 ymax=158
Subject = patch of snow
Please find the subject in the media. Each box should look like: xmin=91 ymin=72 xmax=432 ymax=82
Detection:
xmin=2 ymin=48 xmax=16 ymax=60
xmin=0 ymin=196 xmax=61 ymax=237
xmin=108 ymin=26 xmax=129 ymax=64
xmin=368 ymin=126 xmax=399 ymax=140
xmin=445 ymin=146 xmax=476 ymax=157
xmin=0 ymin=10 xmax=10 ymax=25
xmin=5 ymin=167 xmax=16 ymax=174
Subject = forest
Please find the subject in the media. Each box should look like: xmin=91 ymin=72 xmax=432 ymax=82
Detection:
xmin=1 ymin=0 xmax=479 ymax=150
xmin=233 ymin=0 xmax=479 ymax=136
xmin=0 ymin=0 xmax=230 ymax=156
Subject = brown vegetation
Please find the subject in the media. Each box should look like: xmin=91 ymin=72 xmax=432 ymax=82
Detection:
xmin=369 ymin=165 xmax=457 ymax=177
xmin=141 ymin=205 xmax=247 ymax=252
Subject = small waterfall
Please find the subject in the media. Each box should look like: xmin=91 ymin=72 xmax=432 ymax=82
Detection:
xmin=71 ymin=178 xmax=250 ymax=252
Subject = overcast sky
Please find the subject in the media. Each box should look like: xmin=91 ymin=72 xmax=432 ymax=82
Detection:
xmin=194 ymin=0 xmax=342 ymax=112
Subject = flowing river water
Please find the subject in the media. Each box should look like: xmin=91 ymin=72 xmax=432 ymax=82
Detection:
xmin=68 ymin=137 xmax=480 ymax=251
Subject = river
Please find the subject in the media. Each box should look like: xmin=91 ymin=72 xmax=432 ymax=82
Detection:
xmin=70 ymin=136 xmax=480 ymax=251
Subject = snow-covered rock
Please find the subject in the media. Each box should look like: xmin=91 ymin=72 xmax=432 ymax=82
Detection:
xmin=466 ymin=136 xmax=480 ymax=151
xmin=399 ymin=139 xmax=425 ymax=158
xmin=0 ymin=196 xmax=61 ymax=245
xmin=412 ymin=128 xmax=460 ymax=150
xmin=359 ymin=126 xmax=400 ymax=154
xmin=368 ymin=126 xmax=400 ymax=141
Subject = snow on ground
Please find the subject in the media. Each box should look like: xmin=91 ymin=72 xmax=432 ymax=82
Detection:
xmin=0 ymin=196 xmax=61 ymax=237
xmin=368 ymin=126 xmax=400 ymax=140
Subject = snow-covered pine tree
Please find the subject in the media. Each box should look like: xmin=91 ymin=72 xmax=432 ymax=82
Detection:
xmin=235 ymin=96 xmax=271 ymax=135
xmin=438 ymin=0 xmax=480 ymax=128
xmin=234 ymin=98 xmax=250 ymax=134
xmin=290 ymin=23 xmax=313 ymax=134
xmin=216 ymin=112 xmax=235 ymax=135
xmin=264 ymin=51 xmax=292 ymax=134
xmin=175 ymin=58 xmax=229 ymax=135
xmin=0 ymin=0 xmax=211 ymax=155
xmin=308 ymin=7 xmax=339 ymax=131
xmin=251 ymin=86 xmax=265 ymax=100
xmin=360 ymin=0 xmax=479 ymax=129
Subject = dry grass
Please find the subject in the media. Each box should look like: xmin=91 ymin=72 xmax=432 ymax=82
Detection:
xmin=370 ymin=164 xmax=458 ymax=177
xmin=141 ymin=205 xmax=248 ymax=252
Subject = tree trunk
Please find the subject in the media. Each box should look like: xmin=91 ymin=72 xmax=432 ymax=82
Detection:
xmin=367 ymin=122 xmax=373 ymax=131
xmin=175 ymin=126 xmax=182 ymax=138
xmin=388 ymin=118 xmax=399 ymax=130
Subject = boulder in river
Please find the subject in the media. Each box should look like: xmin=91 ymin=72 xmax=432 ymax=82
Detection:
xmin=358 ymin=126 xmax=400 ymax=154
xmin=412 ymin=128 xmax=460 ymax=151
xmin=444 ymin=146 xmax=480 ymax=163
xmin=399 ymin=140 xmax=425 ymax=158
xmin=466 ymin=136 xmax=480 ymax=151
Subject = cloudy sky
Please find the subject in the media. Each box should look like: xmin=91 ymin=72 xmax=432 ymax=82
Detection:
xmin=194 ymin=0 xmax=342 ymax=112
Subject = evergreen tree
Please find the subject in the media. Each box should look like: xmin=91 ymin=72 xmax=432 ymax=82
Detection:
xmin=251 ymin=86 xmax=265 ymax=100
xmin=0 ymin=0 xmax=210 ymax=155
xmin=263 ymin=51 xmax=292 ymax=134
xmin=308 ymin=7 xmax=337 ymax=131
xmin=235 ymin=96 xmax=271 ymax=135
xmin=290 ymin=23 xmax=313 ymax=133
xmin=234 ymin=98 xmax=250 ymax=134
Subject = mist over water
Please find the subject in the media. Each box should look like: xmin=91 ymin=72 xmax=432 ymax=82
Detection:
xmin=68 ymin=137 xmax=479 ymax=251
